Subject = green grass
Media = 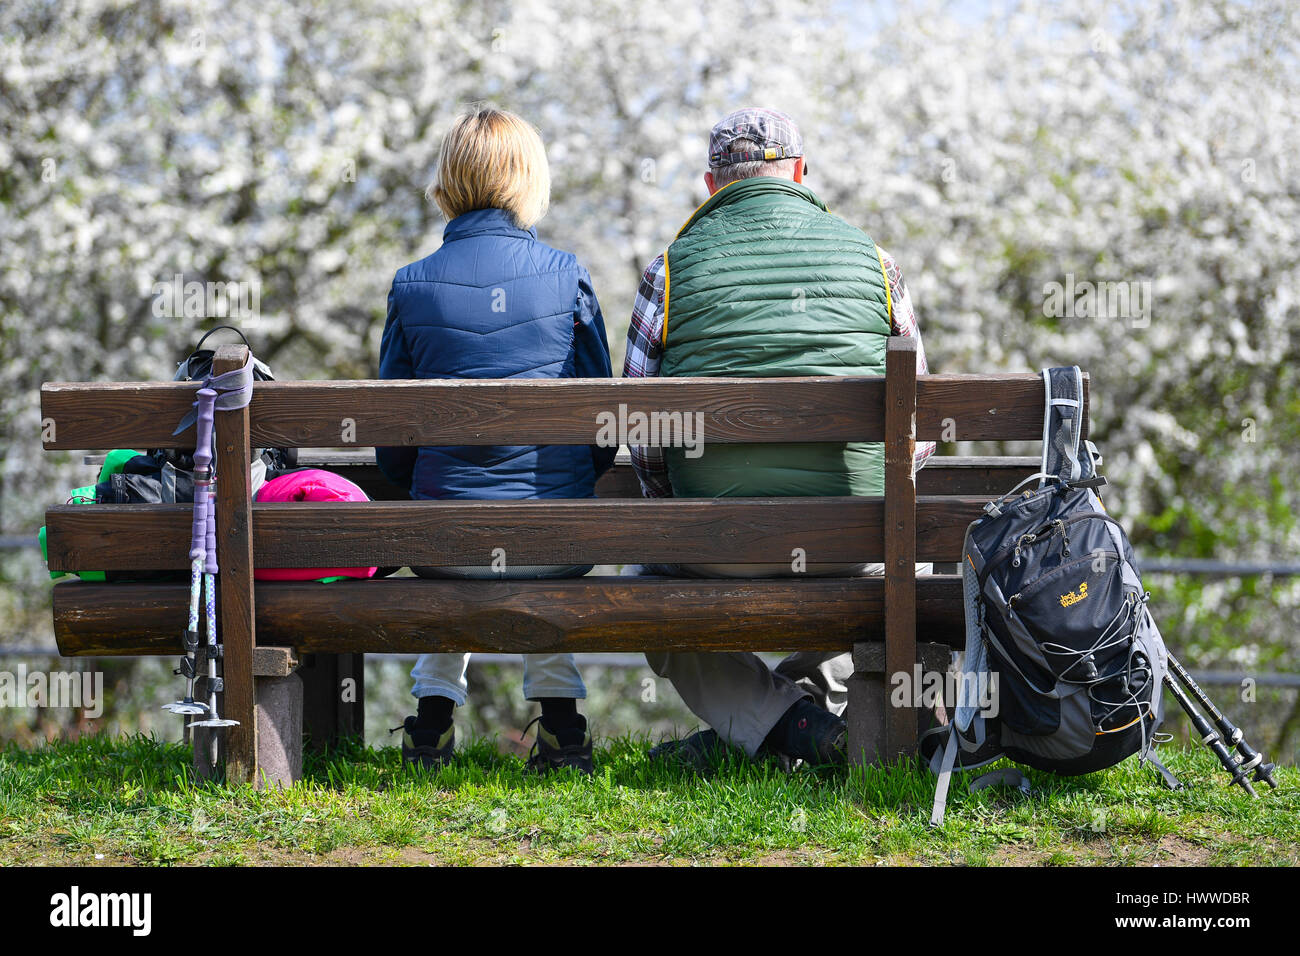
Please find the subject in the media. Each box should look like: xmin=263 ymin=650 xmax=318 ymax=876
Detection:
xmin=0 ymin=734 xmax=1295 ymax=866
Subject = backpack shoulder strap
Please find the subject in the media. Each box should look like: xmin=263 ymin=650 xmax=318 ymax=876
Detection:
xmin=1147 ymin=750 xmax=1184 ymax=791
xmin=927 ymin=717 xmax=1004 ymax=826
xmin=929 ymin=726 xmax=961 ymax=827
xmin=1040 ymin=366 xmax=1096 ymax=486
xmin=969 ymin=767 xmax=1033 ymax=796
xmin=956 ymin=525 xmax=987 ymax=732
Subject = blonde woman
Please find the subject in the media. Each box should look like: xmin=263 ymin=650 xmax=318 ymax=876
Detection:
xmin=378 ymin=107 xmax=614 ymax=773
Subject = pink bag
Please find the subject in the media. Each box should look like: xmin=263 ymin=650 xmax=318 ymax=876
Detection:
xmin=254 ymin=469 xmax=377 ymax=581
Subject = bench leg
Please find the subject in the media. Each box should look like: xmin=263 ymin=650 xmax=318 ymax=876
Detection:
xmin=300 ymin=653 xmax=365 ymax=752
xmin=191 ymin=677 xmax=304 ymax=788
xmin=846 ymin=672 xmax=888 ymax=766
xmin=190 ymin=647 xmax=302 ymax=786
xmin=255 ymin=673 xmax=303 ymax=789
xmin=847 ymin=641 xmax=953 ymax=766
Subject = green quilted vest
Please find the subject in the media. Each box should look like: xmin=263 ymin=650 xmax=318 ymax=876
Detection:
xmin=662 ymin=177 xmax=892 ymax=497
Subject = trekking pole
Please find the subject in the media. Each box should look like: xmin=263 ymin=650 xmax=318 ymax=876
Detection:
xmin=163 ymin=390 xmax=217 ymax=720
xmin=1166 ymin=653 xmax=1276 ymax=791
xmin=188 ymin=388 xmax=238 ymax=732
xmin=1161 ymin=672 xmax=1254 ymax=796
xmin=162 ymin=559 xmax=207 ymax=717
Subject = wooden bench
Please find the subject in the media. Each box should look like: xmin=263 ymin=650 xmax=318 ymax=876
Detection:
xmin=41 ymin=340 xmax=1086 ymax=786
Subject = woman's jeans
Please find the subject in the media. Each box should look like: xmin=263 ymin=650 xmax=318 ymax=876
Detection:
xmin=408 ymin=564 xmax=590 ymax=705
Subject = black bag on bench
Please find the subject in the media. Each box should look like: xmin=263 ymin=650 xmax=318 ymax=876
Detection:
xmin=43 ymin=328 xmax=293 ymax=582
xmin=154 ymin=325 xmax=295 ymax=477
xmin=99 ymin=327 xmax=295 ymax=505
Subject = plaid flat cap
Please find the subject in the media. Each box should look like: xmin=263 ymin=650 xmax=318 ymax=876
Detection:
xmin=708 ymin=107 xmax=804 ymax=168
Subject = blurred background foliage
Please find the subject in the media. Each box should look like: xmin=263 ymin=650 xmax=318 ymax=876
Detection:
xmin=1 ymin=0 xmax=1297 ymax=758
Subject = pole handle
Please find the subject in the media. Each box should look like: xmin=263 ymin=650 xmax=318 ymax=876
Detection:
xmin=193 ymin=388 xmax=217 ymax=473
xmin=189 ymin=493 xmax=208 ymax=563
xmin=190 ymin=388 xmax=217 ymax=562
xmin=205 ymin=488 xmax=219 ymax=574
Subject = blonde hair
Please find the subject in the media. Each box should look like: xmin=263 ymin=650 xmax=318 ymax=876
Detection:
xmin=427 ymin=107 xmax=551 ymax=229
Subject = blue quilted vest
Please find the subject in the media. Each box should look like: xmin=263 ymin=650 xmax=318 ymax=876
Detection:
xmin=383 ymin=208 xmax=599 ymax=500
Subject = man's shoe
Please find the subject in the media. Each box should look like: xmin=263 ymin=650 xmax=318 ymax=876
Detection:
xmin=767 ymin=700 xmax=846 ymax=767
xmin=393 ymin=715 xmax=455 ymax=770
xmin=524 ymin=714 xmax=593 ymax=775
xmin=648 ymin=729 xmax=741 ymax=772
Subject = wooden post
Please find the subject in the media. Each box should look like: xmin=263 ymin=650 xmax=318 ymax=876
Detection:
xmin=252 ymin=647 xmax=303 ymax=788
xmin=883 ymin=337 xmax=918 ymax=759
xmin=212 ymin=344 xmax=257 ymax=783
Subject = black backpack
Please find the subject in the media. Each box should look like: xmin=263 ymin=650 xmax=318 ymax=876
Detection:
xmin=94 ymin=327 xmax=294 ymax=505
xmin=927 ymin=366 xmax=1173 ymax=824
xmin=153 ymin=325 xmax=295 ymax=477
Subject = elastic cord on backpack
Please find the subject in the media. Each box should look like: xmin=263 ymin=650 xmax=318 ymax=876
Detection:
xmin=1036 ymin=590 xmax=1156 ymax=754
xmin=1039 ymin=596 xmax=1138 ymax=684
xmin=1090 ymin=645 xmax=1155 ymax=733
xmin=996 ymin=473 xmax=1057 ymax=505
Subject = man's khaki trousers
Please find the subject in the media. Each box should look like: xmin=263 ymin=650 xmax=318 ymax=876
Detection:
xmin=626 ymin=561 xmax=931 ymax=756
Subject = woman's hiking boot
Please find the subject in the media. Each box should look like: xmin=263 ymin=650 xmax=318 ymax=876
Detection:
xmin=393 ymin=715 xmax=455 ymax=770
xmin=524 ymin=714 xmax=593 ymax=775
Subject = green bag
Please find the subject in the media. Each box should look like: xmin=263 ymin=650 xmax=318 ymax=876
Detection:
xmin=40 ymin=450 xmax=141 ymax=581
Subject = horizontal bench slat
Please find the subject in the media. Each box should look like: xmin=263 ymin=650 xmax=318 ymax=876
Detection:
xmin=52 ymin=575 xmax=965 ymax=655
xmin=44 ymin=497 xmax=986 ymax=569
xmin=41 ymin=378 xmax=882 ymax=448
xmin=40 ymin=374 xmax=1082 ymax=449
xmin=917 ymin=375 xmax=1088 ymax=441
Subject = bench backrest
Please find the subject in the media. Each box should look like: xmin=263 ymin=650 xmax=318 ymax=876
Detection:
xmin=42 ymin=340 xmax=1085 ymax=571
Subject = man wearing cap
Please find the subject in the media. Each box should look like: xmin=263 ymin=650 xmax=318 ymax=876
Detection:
xmin=623 ymin=107 xmax=935 ymax=768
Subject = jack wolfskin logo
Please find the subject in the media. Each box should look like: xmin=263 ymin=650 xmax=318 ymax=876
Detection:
xmin=1060 ymin=581 xmax=1089 ymax=608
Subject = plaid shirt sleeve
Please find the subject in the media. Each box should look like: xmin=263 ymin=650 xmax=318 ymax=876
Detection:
xmin=879 ymin=246 xmax=938 ymax=470
xmin=623 ymin=254 xmax=675 ymax=498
